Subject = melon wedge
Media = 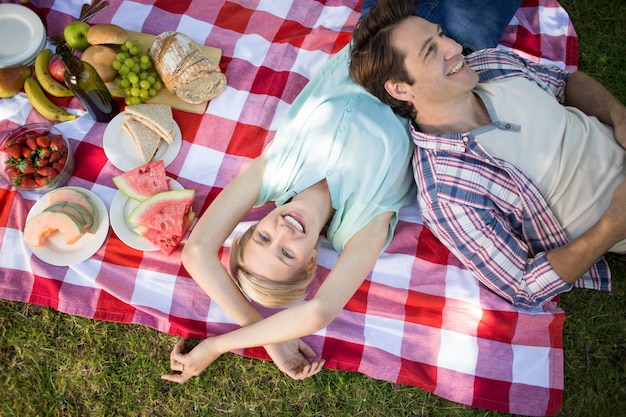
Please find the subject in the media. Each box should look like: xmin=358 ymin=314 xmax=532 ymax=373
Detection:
xmin=47 ymin=188 xmax=98 ymax=233
xmin=24 ymin=211 xmax=85 ymax=247
xmin=45 ymin=202 xmax=91 ymax=232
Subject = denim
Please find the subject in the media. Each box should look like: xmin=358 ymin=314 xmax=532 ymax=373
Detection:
xmin=359 ymin=0 xmax=523 ymax=52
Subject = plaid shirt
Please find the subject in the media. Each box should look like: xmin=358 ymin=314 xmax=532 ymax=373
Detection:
xmin=411 ymin=48 xmax=611 ymax=308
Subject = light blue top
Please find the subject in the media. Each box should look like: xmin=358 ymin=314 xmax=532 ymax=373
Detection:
xmin=257 ymin=45 xmax=416 ymax=253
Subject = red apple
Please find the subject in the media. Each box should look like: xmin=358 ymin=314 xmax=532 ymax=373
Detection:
xmin=48 ymin=54 xmax=66 ymax=83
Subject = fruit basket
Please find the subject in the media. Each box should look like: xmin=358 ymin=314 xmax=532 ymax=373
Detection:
xmin=0 ymin=123 xmax=75 ymax=192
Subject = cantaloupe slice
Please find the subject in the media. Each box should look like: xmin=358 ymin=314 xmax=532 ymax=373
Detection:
xmin=23 ymin=211 xmax=85 ymax=247
xmin=47 ymin=188 xmax=98 ymax=233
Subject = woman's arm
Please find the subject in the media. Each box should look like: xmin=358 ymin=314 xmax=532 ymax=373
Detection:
xmin=162 ymin=211 xmax=394 ymax=383
xmin=181 ymin=156 xmax=267 ymax=327
xmin=178 ymin=155 xmax=322 ymax=378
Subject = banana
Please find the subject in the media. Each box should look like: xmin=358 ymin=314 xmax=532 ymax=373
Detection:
xmin=34 ymin=49 xmax=74 ymax=98
xmin=24 ymin=77 xmax=79 ymax=122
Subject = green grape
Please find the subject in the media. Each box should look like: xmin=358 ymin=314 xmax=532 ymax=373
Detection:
xmin=112 ymin=44 xmax=164 ymax=104
xmin=139 ymin=89 xmax=150 ymax=101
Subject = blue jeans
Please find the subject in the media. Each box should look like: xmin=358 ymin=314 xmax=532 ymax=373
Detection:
xmin=359 ymin=0 xmax=523 ymax=52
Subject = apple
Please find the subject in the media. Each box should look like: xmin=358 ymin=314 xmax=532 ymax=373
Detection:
xmin=63 ymin=21 xmax=91 ymax=51
xmin=48 ymin=54 xmax=66 ymax=83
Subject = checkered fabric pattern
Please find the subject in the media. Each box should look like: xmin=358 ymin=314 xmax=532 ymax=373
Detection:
xmin=0 ymin=0 xmax=579 ymax=415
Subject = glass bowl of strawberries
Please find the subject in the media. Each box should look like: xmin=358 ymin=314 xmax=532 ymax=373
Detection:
xmin=0 ymin=123 xmax=75 ymax=192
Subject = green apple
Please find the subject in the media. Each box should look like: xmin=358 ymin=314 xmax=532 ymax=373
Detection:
xmin=63 ymin=21 xmax=91 ymax=51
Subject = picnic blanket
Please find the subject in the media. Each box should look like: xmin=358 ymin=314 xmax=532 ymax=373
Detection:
xmin=0 ymin=0 xmax=579 ymax=415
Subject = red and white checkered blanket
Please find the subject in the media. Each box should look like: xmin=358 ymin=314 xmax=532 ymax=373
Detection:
xmin=0 ymin=0 xmax=579 ymax=415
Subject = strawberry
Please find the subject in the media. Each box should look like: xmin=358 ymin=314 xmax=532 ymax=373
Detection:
xmin=18 ymin=159 xmax=35 ymax=174
xmin=49 ymin=150 xmax=61 ymax=163
xmin=21 ymin=146 xmax=34 ymax=159
xmin=35 ymin=157 xmax=49 ymax=168
xmin=4 ymin=143 xmax=21 ymax=159
xmin=19 ymin=176 xmax=37 ymax=188
xmin=34 ymin=174 xmax=48 ymax=187
xmin=35 ymin=135 xmax=50 ymax=148
xmin=25 ymin=137 xmax=38 ymax=151
xmin=38 ymin=147 xmax=52 ymax=158
xmin=50 ymin=135 xmax=63 ymax=151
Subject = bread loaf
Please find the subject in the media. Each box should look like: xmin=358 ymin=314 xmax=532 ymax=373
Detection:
xmin=150 ymin=31 xmax=226 ymax=104
xmin=87 ymin=24 xmax=128 ymax=45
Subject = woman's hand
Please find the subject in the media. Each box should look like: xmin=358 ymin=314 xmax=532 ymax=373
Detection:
xmin=264 ymin=339 xmax=326 ymax=380
xmin=161 ymin=338 xmax=221 ymax=384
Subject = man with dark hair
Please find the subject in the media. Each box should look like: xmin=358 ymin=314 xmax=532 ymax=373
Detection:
xmin=350 ymin=0 xmax=626 ymax=308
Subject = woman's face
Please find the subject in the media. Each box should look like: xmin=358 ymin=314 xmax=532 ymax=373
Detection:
xmin=242 ymin=201 xmax=320 ymax=282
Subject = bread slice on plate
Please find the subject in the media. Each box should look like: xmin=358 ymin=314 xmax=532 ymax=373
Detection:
xmin=123 ymin=117 xmax=162 ymax=164
xmin=124 ymin=104 xmax=176 ymax=145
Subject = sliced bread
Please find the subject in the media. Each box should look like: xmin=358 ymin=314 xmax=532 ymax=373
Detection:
xmin=124 ymin=104 xmax=176 ymax=145
xmin=123 ymin=117 xmax=162 ymax=164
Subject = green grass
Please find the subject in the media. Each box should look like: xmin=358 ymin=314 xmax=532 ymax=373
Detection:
xmin=2 ymin=0 xmax=626 ymax=415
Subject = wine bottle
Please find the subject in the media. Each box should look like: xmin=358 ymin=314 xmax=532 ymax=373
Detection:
xmin=56 ymin=44 xmax=120 ymax=123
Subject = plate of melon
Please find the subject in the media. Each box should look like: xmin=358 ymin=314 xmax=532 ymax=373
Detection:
xmin=110 ymin=160 xmax=196 ymax=255
xmin=23 ymin=186 xmax=109 ymax=266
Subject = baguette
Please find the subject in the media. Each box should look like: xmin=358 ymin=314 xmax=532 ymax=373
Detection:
xmin=150 ymin=31 xmax=226 ymax=104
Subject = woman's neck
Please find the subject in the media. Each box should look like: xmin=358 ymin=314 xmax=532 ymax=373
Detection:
xmin=292 ymin=179 xmax=335 ymax=226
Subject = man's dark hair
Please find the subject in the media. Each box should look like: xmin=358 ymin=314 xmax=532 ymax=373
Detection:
xmin=349 ymin=0 xmax=417 ymax=120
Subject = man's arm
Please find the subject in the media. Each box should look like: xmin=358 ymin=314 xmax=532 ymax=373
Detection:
xmin=546 ymin=178 xmax=626 ymax=282
xmin=564 ymin=71 xmax=626 ymax=147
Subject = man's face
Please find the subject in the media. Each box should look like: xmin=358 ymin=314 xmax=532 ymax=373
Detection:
xmin=388 ymin=16 xmax=479 ymax=108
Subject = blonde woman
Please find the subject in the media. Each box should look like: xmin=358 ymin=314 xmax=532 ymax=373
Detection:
xmin=161 ymin=44 xmax=415 ymax=383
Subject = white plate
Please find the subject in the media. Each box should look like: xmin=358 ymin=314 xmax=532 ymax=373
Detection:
xmin=103 ymin=111 xmax=182 ymax=172
xmin=110 ymin=178 xmax=183 ymax=251
xmin=25 ymin=187 xmax=110 ymax=266
xmin=0 ymin=4 xmax=46 ymax=68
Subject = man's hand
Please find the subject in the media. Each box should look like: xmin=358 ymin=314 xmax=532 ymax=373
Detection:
xmin=264 ymin=339 xmax=325 ymax=380
xmin=612 ymin=106 xmax=626 ymax=150
xmin=161 ymin=338 xmax=221 ymax=384
xmin=602 ymin=177 xmax=626 ymax=240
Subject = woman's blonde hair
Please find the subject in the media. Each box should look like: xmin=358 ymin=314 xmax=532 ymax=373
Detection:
xmin=228 ymin=224 xmax=318 ymax=308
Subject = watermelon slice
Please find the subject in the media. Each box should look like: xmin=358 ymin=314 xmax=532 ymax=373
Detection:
xmin=112 ymin=160 xmax=170 ymax=202
xmin=134 ymin=211 xmax=196 ymax=255
xmin=128 ymin=189 xmax=195 ymax=236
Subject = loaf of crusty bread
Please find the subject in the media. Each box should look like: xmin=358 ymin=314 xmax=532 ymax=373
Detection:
xmin=87 ymin=24 xmax=128 ymax=45
xmin=150 ymin=31 xmax=227 ymax=104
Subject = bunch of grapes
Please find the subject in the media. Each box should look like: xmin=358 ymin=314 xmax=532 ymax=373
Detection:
xmin=112 ymin=40 xmax=164 ymax=106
